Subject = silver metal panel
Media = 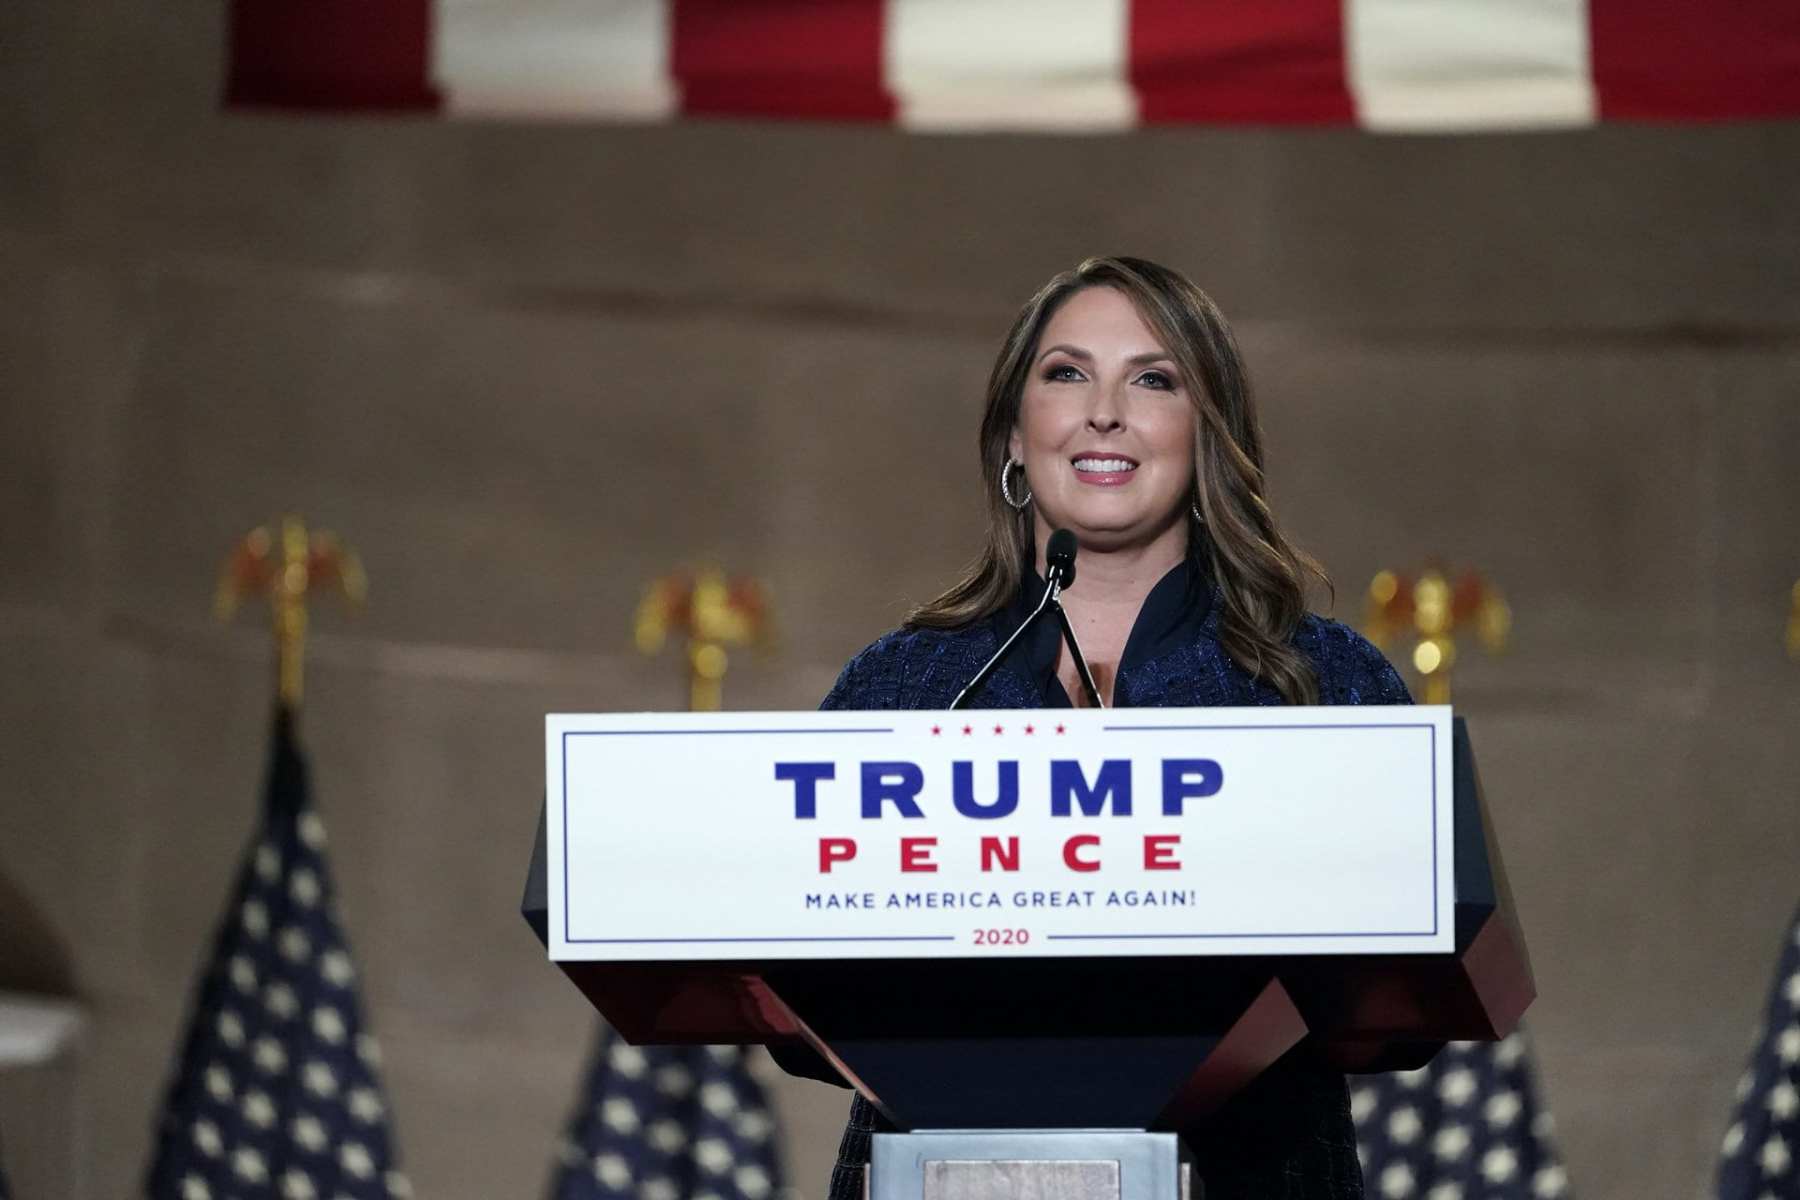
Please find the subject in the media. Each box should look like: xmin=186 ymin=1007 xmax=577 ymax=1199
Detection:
xmin=868 ymin=1130 xmax=1193 ymax=1200
xmin=923 ymin=1159 xmax=1120 ymax=1200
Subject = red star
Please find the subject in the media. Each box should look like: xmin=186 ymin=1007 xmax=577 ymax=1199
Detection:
xmin=1055 ymin=723 xmax=1067 ymax=735
xmin=962 ymin=725 xmax=973 ymax=736
xmin=993 ymin=724 xmax=1004 ymax=735
xmin=1023 ymin=724 xmax=1035 ymax=735
xmin=930 ymin=725 xmax=941 ymax=736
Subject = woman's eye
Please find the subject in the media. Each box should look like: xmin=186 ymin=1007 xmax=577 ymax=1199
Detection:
xmin=1136 ymin=370 xmax=1175 ymax=390
xmin=1045 ymin=363 xmax=1084 ymax=382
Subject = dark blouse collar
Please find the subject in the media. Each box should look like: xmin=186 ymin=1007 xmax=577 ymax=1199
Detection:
xmin=988 ymin=549 xmax=1214 ymax=708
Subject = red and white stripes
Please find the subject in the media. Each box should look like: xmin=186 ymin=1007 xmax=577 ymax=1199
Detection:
xmin=1346 ymin=0 xmax=1596 ymax=131
xmin=433 ymin=0 xmax=677 ymax=119
xmin=226 ymin=0 xmax=1800 ymax=130
xmin=887 ymin=0 xmax=1137 ymax=131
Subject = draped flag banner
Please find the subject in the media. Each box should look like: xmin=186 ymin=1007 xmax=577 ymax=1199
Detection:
xmin=1351 ymin=1031 xmax=1572 ymax=1200
xmin=145 ymin=709 xmax=410 ymax=1200
xmin=547 ymin=1024 xmax=783 ymax=1200
xmin=1717 ymin=903 xmax=1800 ymax=1200
xmin=225 ymin=0 xmax=1800 ymax=132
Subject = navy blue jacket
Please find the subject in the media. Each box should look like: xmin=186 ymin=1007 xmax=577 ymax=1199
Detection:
xmin=811 ymin=558 xmax=1411 ymax=1200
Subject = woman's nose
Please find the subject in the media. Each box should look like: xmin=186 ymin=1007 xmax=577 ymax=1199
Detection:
xmin=1086 ymin=384 xmax=1125 ymax=432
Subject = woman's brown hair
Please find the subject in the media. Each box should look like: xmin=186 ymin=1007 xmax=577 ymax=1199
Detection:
xmin=906 ymin=255 xmax=1327 ymax=705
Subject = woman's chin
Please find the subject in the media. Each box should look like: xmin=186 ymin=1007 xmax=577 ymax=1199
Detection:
xmin=1051 ymin=513 xmax=1184 ymax=553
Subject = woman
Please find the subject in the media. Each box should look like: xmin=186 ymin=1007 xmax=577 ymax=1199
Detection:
xmin=811 ymin=256 xmax=1410 ymax=1200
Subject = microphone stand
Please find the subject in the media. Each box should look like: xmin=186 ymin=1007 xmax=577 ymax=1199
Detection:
xmin=1052 ymin=599 xmax=1105 ymax=710
xmin=949 ymin=569 xmax=1105 ymax=710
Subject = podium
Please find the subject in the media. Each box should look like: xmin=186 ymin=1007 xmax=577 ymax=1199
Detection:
xmin=525 ymin=710 xmax=1531 ymax=1200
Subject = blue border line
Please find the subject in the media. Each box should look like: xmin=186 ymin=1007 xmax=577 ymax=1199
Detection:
xmin=1087 ymin=720 xmax=1440 ymax=940
xmin=1047 ymin=929 xmax=1436 ymax=941
xmin=561 ymin=734 xmax=569 ymax=949
xmin=558 ymin=719 xmax=1445 ymax=947
xmin=560 ymin=725 xmax=893 ymax=945
xmin=1101 ymin=722 xmax=1437 ymax=732
xmin=1430 ymin=723 xmax=1438 ymax=935
xmin=567 ymin=728 xmax=893 ymax=737
xmin=569 ymin=935 xmax=956 ymax=944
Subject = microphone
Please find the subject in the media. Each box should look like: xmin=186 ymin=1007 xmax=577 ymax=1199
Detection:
xmin=949 ymin=529 xmax=1105 ymax=710
xmin=1045 ymin=528 xmax=1077 ymax=588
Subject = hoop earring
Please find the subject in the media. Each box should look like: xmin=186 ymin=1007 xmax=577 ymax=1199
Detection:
xmin=1191 ymin=499 xmax=1204 ymax=524
xmin=1001 ymin=457 xmax=1032 ymax=509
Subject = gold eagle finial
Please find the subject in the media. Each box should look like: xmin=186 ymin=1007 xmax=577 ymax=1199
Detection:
xmin=217 ymin=516 xmax=366 ymax=708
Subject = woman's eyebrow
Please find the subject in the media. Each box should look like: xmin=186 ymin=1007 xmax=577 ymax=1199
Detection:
xmin=1037 ymin=345 xmax=1173 ymax=365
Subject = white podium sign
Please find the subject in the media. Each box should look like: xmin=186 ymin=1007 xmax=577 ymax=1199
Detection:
xmin=545 ymin=706 xmax=1454 ymax=961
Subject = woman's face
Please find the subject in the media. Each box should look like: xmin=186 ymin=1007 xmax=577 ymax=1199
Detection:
xmin=1009 ymin=286 xmax=1198 ymax=552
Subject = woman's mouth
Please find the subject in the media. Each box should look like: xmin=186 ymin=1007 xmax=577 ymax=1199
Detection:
xmin=1071 ymin=455 xmax=1139 ymax=486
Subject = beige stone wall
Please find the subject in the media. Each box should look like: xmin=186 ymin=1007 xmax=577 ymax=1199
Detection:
xmin=3 ymin=2 xmax=1799 ymax=1197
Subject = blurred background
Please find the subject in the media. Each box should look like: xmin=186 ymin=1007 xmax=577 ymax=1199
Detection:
xmin=2 ymin=1 xmax=1797 ymax=1198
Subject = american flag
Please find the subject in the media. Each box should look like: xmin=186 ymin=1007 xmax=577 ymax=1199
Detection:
xmin=145 ymin=708 xmax=410 ymax=1200
xmin=223 ymin=0 xmax=1800 ymax=131
xmin=548 ymin=1023 xmax=783 ymax=1200
xmin=1352 ymin=1030 xmax=1572 ymax=1200
xmin=1717 ymin=903 xmax=1800 ymax=1200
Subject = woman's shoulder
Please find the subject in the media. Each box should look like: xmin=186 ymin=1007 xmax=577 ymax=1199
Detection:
xmin=820 ymin=623 xmax=998 ymax=711
xmin=1291 ymin=613 xmax=1414 ymax=706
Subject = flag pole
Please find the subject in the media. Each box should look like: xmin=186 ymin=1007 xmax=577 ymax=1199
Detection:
xmin=146 ymin=518 xmax=403 ymax=1200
